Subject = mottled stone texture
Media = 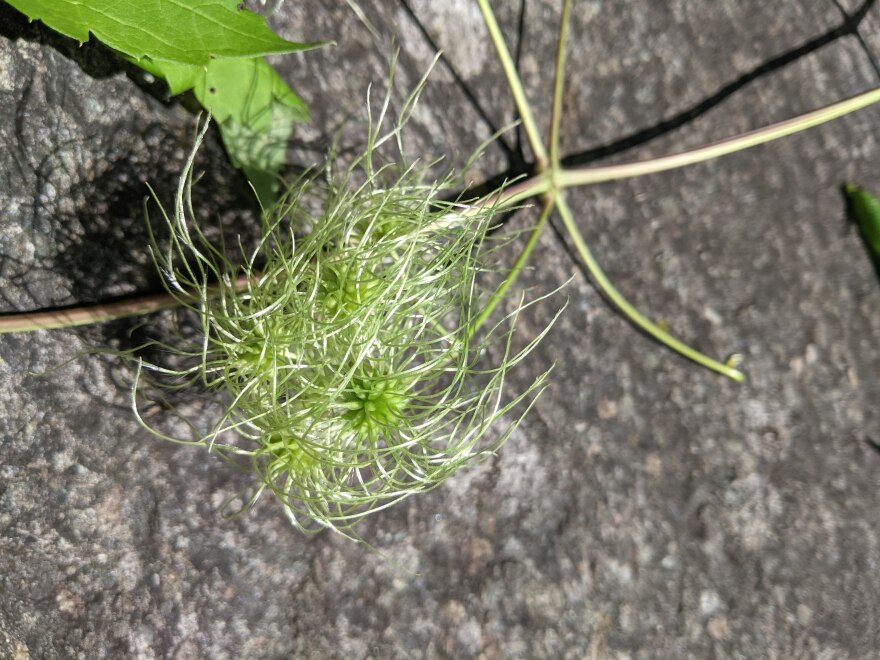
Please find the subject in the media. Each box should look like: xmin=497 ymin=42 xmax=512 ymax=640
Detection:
xmin=2 ymin=1 xmax=880 ymax=658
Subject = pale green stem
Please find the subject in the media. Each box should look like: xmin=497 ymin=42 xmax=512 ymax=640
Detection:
xmin=558 ymin=87 xmax=880 ymax=188
xmin=468 ymin=197 xmax=555 ymax=338
xmin=474 ymin=86 xmax=880 ymax=211
xmin=554 ymin=194 xmax=745 ymax=382
xmin=549 ymin=0 xmax=573 ymax=169
xmin=476 ymin=0 xmax=548 ymax=167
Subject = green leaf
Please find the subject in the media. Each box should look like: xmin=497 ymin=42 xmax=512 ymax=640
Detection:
xmin=135 ymin=56 xmax=309 ymax=129
xmin=137 ymin=55 xmax=309 ymax=205
xmin=135 ymin=58 xmax=203 ymax=97
xmin=140 ymin=56 xmax=309 ymax=130
xmin=217 ymin=99 xmax=302 ymax=206
xmin=845 ymin=183 xmax=880 ymax=260
xmin=5 ymin=0 xmax=325 ymax=204
xmin=5 ymin=0 xmax=324 ymax=65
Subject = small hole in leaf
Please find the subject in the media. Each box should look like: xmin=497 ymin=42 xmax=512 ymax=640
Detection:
xmin=237 ymin=2 xmax=245 ymax=10
xmin=209 ymin=87 xmax=217 ymax=94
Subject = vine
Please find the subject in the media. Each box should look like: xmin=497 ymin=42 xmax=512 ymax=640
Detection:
xmin=2 ymin=1 xmax=879 ymax=534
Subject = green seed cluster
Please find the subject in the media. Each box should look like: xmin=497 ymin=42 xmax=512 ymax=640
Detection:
xmin=137 ymin=110 xmax=552 ymax=536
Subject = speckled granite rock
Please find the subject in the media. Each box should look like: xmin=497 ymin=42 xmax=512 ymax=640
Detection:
xmin=2 ymin=1 xmax=880 ymax=658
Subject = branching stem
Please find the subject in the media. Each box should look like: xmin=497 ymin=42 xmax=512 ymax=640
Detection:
xmin=4 ymin=87 xmax=879 ymax=340
xmin=478 ymin=86 xmax=880 ymax=210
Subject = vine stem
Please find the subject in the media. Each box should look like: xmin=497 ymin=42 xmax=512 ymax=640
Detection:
xmin=476 ymin=0 xmax=548 ymax=167
xmin=477 ymin=86 xmax=880 ymax=210
xmin=2 ymin=85 xmax=879 ymax=336
xmin=468 ymin=197 xmax=555 ymax=338
xmin=548 ymin=0 xmax=573 ymax=169
xmin=557 ymin=86 xmax=880 ymax=188
xmin=0 ymin=276 xmax=251 ymax=334
xmin=555 ymin=194 xmax=745 ymax=382
xmin=0 ymin=292 xmax=180 ymax=334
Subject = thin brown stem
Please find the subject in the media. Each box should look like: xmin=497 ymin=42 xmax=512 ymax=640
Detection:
xmin=0 ymin=293 xmax=179 ymax=333
xmin=0 ymin=276 xmax=251 ymax=334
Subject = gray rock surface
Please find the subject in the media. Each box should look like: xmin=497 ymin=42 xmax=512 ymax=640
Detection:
xmin=2 ymin=0 xmax=880 ymax=657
